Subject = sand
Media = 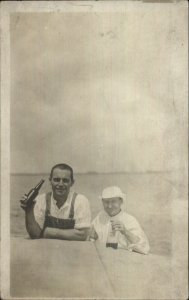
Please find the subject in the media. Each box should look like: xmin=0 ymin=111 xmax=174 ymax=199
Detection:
xmin=9 ymin=172 xmax=188 ymax=299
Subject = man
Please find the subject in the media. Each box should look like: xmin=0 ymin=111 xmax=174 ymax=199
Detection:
xmin=89 ymin=186 xmax=150 ymax=254
xmin=20 ymin=163 xmax=91 ymax=241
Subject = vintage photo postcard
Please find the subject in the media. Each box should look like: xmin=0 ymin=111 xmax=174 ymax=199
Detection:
xmin=1 ymin=1 xmax=188 ymax=299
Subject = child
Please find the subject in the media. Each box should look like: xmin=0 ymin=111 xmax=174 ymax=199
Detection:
xmin=90 ymin=186 xmax=150 ymax=254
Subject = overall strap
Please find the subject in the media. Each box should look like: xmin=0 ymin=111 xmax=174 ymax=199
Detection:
xmin=69 ymin=192 xmax=77 ymax=219
xmin=45 ymin=192 xmax=52 ymax=216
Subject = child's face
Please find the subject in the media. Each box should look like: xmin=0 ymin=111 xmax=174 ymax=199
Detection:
xmin=102 ymin=197 xmax=122 ymax=217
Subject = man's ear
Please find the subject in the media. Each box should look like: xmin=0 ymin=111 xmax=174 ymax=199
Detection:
xmin=71 ymin=179 xmax=75 ymax=186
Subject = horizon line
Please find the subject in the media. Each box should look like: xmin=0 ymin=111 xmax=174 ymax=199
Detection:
xmin=10 ymin=170 xmax=178 ymax=176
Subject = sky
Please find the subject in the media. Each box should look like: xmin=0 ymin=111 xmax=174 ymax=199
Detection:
xmin=10 ymin=7 xmax=187 ymax=174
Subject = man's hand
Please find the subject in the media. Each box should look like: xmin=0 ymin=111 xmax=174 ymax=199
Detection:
xmin=89 ymin=225 xmax=98 ymax=241
xmin=111 ymin=220 xmax=126 ymax=235
xmin=20 ymin=194 xmax=35 ymax=211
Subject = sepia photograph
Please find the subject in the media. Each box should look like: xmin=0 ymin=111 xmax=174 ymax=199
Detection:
xmin=1 ymin=1 xmax=188 ymax=299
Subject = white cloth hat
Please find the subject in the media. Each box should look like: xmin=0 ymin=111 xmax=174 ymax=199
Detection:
xmin=100 ymin=186 xmax=126 ymax=201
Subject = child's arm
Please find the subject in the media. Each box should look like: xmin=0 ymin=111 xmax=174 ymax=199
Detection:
xmin=111 ymin=219 xmax=150 ymax=255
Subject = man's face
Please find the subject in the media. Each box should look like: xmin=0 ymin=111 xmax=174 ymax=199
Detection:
xmin=50 ymin=168 xmax=73 ymax=200
xmin=102 ymin=197 xmax=122 ymax=217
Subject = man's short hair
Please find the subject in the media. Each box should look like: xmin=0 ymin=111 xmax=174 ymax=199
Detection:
xmin=49 ymin=163 xmax=74 ymax=183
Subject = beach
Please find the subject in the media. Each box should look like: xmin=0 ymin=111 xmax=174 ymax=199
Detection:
xmin=10 ymin=172 xmax=188 ymax=298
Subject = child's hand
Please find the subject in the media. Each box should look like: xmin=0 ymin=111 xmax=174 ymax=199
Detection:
xmin=111 ymin=220 xmax=126 ymax=235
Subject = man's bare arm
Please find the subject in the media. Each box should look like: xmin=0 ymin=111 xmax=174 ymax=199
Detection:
xmin=43 ymin=227 xmax=88 ymax=241
xmin=24 ymin=204 xmax=42 ymax=239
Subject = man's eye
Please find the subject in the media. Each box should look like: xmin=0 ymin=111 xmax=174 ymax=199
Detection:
xmin=53 ymin=178 xmax=60 ymax=182
xmin=63 ymin=179 xmax=70 ymax=183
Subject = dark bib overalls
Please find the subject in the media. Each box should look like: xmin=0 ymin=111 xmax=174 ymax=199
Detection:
xmin=42 ymin=192 xmax=77 ymax=231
